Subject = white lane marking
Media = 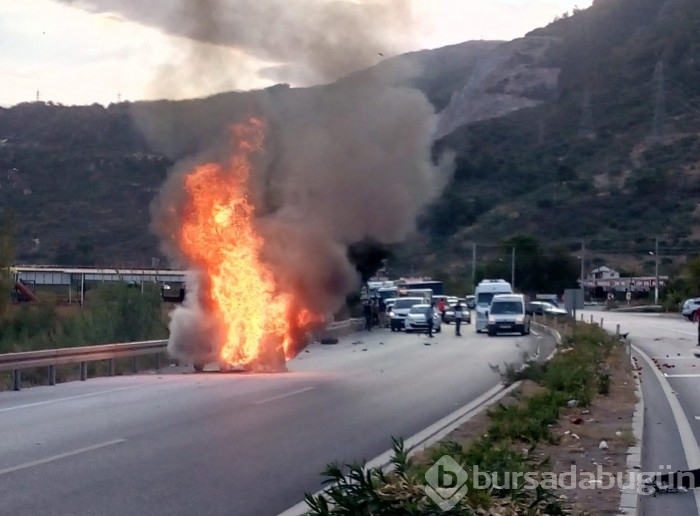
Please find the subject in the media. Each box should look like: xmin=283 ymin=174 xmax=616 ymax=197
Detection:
xmin=254 ymin=387 xmax=315 ymax=405
xmin=0 ymin=385 xmax=147 ymax=413
xmin=634 ymin=345 xmax=700 ymax=512
xmin=664 ymin=374 xmax=700 ymax=378
xmin=0 ymin=439 xmax=126 ymax=476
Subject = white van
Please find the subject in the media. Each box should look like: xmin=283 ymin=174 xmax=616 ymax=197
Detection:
xmin=474 ymin=279 xmax=513 ymax=332
xmin=487 ymin=294 xmax=531 ymax=336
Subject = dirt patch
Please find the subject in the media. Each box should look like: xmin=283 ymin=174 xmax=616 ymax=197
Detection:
xmin=535 ymin=347 xmax=637 ymax=514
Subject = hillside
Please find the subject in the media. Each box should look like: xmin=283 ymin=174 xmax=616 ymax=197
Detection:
xmin=419 ymin=0 xmax=700 ymax=270
xmin=1 ymin=0 xmax=700 ymax=272
xmin=0 ymin=40 xmax=502 ymax=266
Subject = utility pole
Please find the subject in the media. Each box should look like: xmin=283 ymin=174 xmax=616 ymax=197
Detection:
xmin=511 ymin=246 xmax=516 ymax=289
xmin=580 ymin=240 xmax=586 ymax=301
xmin=471 ymin=243 xmax=477 ymax=292
xmin=654 ymin=238 xmax=660 ymax=304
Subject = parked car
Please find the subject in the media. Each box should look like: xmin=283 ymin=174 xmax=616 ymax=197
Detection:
xmin=528 ymin=301 xmax=567 ymax=317
xmin=404 ymin=304 xmax=442 ymax=333
xmin=389 ymin=297 xmax=425 ymax=331
xmin=487 ymin=294 xmax=531 ymax=336
xmin=681 ymin=298 xmax=700 ymax=320
xmin=465 ymin=295 xmax=476 ymax=309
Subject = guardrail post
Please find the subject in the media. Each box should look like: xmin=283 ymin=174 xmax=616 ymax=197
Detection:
xmin=155 ymin=353 xmax=161 ymax=371
xmin=616 ymin=324 xmax=620 ymax=338
xmin=108 ymin=359 xmax=115 ymax=376
xmin=12 ymin=370 xmax=21 ymax=391
xmin=132 ymin=356 xmax=138 ymax=374
xmin=48 ymin=365 xmax=56 ymax=386
xmin=590 ymin=314 xmax=594 ymax=324
xmin=600 ymin=317 xmax=604 ymax=329
xmin=80 ymin=361 xmax=87 ymax=381
xmin=580 ymin=313 xmax=584 ymax=322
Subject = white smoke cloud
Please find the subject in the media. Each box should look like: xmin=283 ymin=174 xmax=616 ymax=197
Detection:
xmin=56 ymin=0 xmax=418 ymax=92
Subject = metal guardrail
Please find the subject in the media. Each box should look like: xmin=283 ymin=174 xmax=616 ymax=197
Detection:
xmin=1 ymin=318 xmax=367 ymax=391
xmin=314 ymin=318 xmax=366 ymax=342
xmin=0 ymin=340 xmax=168 ymax=391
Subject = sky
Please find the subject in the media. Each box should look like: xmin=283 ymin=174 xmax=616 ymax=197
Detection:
xmin=0 ymin=0 xmax=593 ymax=107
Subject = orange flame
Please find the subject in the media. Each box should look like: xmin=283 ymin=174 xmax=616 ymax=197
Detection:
xmin=178 ymin=118 xmax=310 ymax=369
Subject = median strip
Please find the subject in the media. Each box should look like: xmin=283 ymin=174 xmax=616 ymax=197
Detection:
xmin=292 ymin=320 xmax=637 ymax=515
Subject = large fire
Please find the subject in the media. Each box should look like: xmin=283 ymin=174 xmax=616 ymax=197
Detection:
xmin=178 ymin=118 xmax=315 ymax=371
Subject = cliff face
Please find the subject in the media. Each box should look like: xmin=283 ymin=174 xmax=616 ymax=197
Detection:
xmin=435 ymin=36 xmax=561 ymax=139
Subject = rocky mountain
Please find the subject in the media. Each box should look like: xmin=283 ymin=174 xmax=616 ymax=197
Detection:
xmin=1 ymin=0 xmax=699 ymax=272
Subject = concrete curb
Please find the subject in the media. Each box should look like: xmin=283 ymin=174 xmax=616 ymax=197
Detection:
xmin=280 ymin=326 xmax=563 ymax=516
xmin=534 ymin=319 xmax=643 ymax=515
xmin=278 ymin=382 xmax=521 ymax=516
xmin=531 ymin=321 xmax=563 ymax=353
xmin=617 ymin=352 xmax=644 ymax=516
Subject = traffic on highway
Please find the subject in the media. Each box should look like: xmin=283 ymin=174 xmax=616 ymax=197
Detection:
xmin=0 ymin=298 xmax=546 ymax=516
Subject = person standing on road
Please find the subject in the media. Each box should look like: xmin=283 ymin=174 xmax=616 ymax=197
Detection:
xmin=378 ymin=298 xmax=387 ymax=328
xmin=437 ymin=297 xmax=447 ymax=322
xmin=426 ymin=302 xmax=435 ymax=338
xmin=363 ymin=301 xmax=373 ymax=332
xmin=454 ymin=301 xmax=463 ymax=336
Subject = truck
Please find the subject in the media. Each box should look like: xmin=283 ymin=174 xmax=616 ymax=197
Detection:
xmin=398 ymin=279 xmax=444 ymax=296
xmin=474 ymin=279 xmax=513 ymax=333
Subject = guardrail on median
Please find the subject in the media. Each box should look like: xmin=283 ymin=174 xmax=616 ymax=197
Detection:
xmin=313 ymin=317 xmax=366 ymax=343
xmin=1 ymin=318 xmax=367 ymax=391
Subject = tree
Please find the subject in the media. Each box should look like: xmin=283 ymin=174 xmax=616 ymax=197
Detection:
xmin=476 ymin=235 xmax=579 ymax=294
xmin=0 ymin=212 xmax=16 ymax=316
xmin=685 ymin=257 xmax=700 ymax=292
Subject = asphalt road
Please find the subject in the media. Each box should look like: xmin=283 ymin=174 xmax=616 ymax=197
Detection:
xmin=581 ymin=309 xmax=700 ymax=514
xmin=0 ymin=322 xmax=546 ymax=516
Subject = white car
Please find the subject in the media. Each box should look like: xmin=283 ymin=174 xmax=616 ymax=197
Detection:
xmin=682 ymin=298 xmax=700 ymax=320
xmin=404 ymin=304 xmax=442 ymax=333
xmin=389 ymin=297 xmax=426 ymax=331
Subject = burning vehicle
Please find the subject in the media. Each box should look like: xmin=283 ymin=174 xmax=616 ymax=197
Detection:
xmin=165 ymin=120 xmax=323 ymax=373
xmin=147 ymin=50 xmax=453 ymax=374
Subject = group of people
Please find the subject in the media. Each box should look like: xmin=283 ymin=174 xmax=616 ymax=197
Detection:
xmin=362 ymin=297 xmax=386 ymax=332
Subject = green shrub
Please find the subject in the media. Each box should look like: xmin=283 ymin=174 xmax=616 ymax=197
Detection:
xmin=0 ymin=283 xmax=168 ymax=353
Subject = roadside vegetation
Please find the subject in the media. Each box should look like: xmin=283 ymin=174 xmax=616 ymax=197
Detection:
xmin=304 ymin=321 xmax=632 ymax=515
xmin=0 ymin=211 xmax=168 ymax=355
xmin=0 ymin=284 xmax=168 ymax=355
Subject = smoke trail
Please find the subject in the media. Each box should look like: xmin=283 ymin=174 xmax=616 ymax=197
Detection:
xmin=56 ymin=0 xmax=417 ymax=91
xmin=131 ymin=1 xmax=455 ymax=364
